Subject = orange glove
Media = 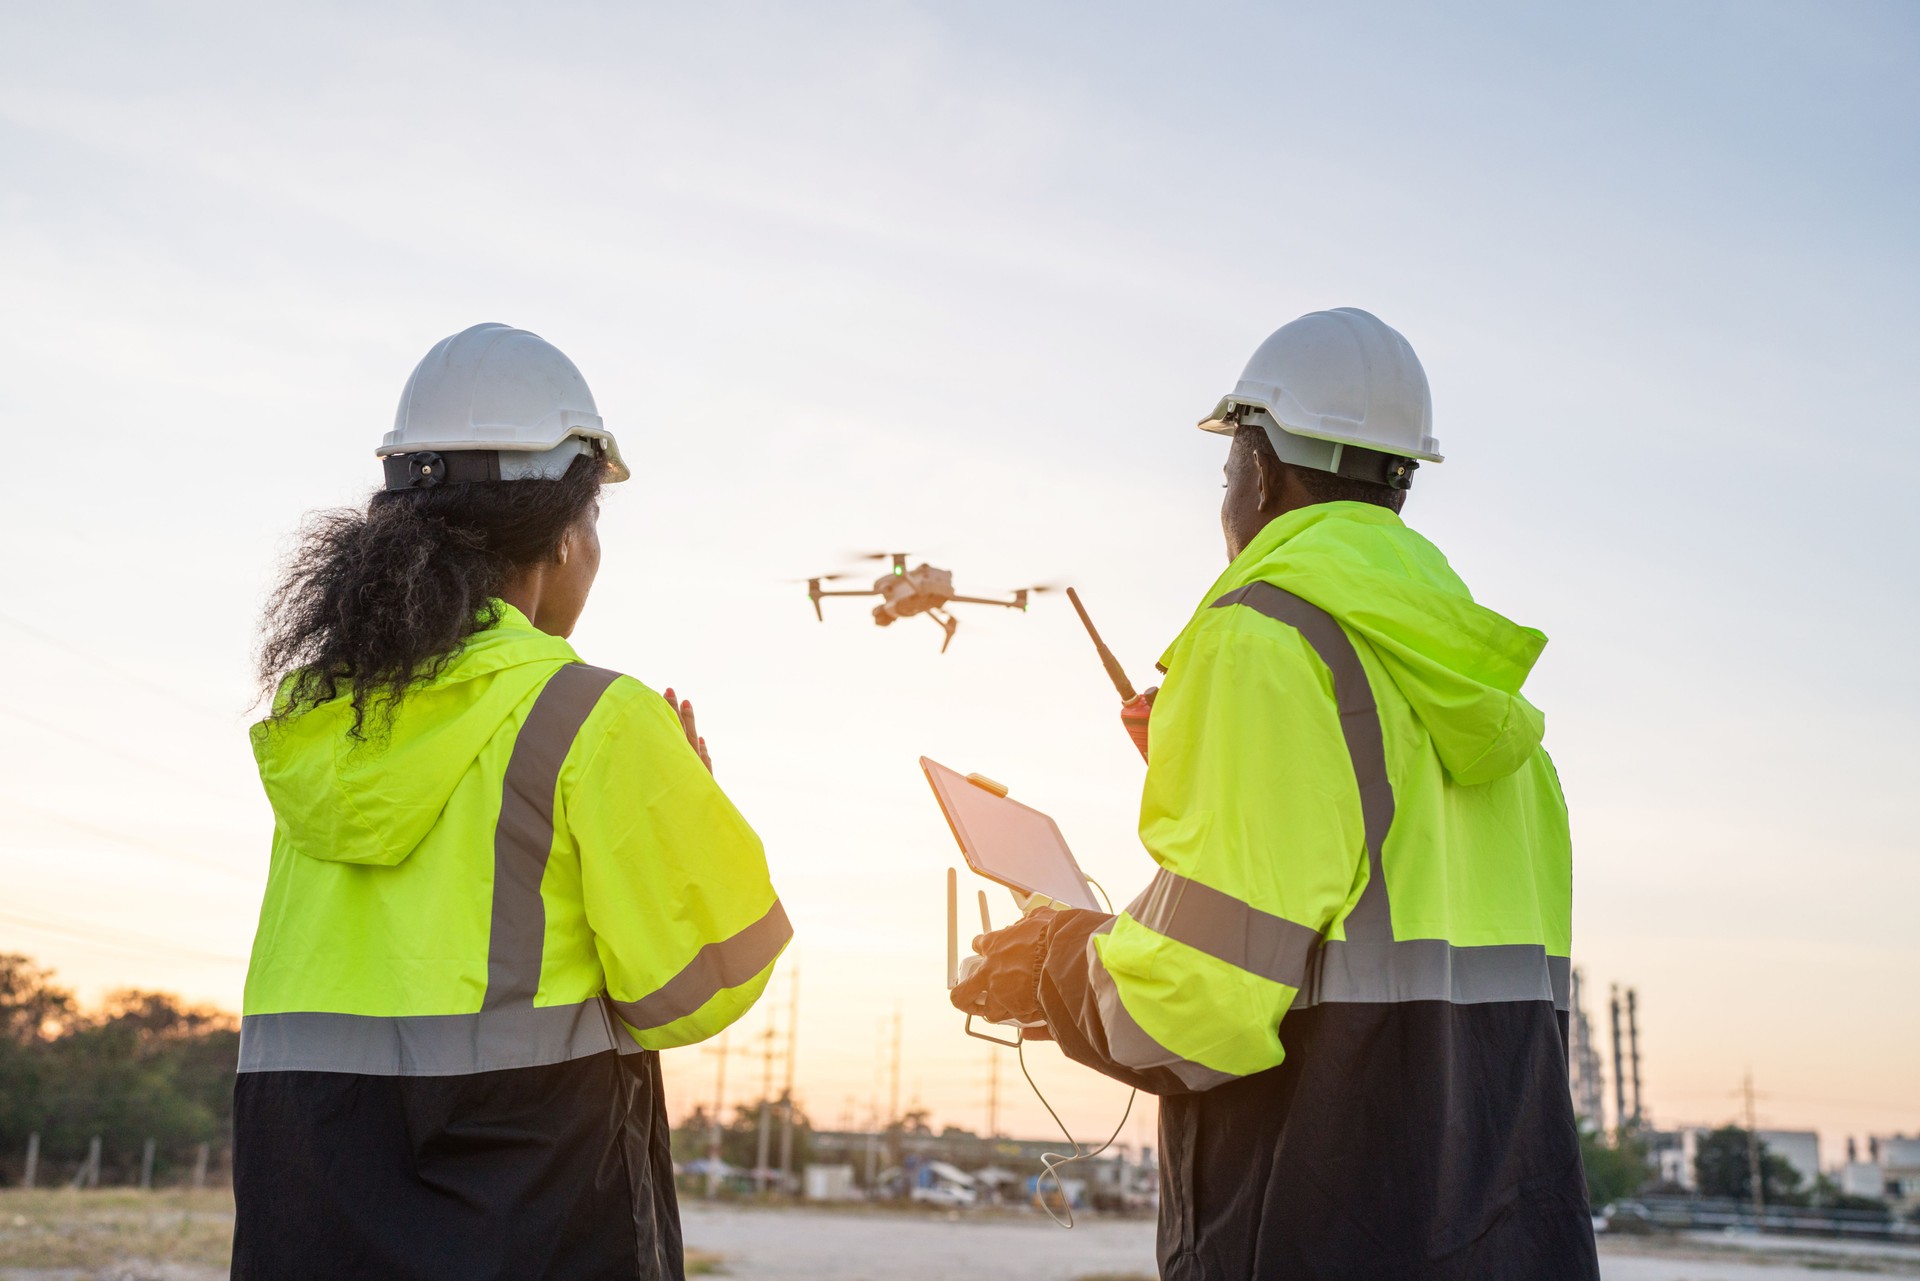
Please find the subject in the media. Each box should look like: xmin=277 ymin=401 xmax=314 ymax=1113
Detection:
xmin=1119 ymin=687 xmax=1158 ymax=761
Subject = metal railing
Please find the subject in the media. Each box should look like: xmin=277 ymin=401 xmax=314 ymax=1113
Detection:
xmin=1632 ymin=1195 xmax=1920 ymax=1242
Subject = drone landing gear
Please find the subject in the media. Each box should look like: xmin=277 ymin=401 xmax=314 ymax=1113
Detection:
xmin=929 ymin=610 xmax=958 ymax=654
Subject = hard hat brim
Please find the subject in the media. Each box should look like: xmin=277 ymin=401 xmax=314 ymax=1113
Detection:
xmin=1196 ymin=394 xmax=1443 ymax=463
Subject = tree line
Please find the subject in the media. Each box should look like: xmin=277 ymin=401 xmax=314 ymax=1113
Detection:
xmin=0 ymin=953 xmax=237 ymax=1187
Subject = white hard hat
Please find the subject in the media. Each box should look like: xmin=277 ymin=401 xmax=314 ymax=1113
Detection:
xmin=1200 ymin=308 xmax=1440 ymax=485
xmin=378 ymin=323 xmax=629 ymax=489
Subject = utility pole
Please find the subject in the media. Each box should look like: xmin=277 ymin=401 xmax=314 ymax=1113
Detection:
xmin=1609 ymin=985 xmax=1627 ymax=1133
xmin=706 ymin=1032 xmax=730 ymax=1199
xmin=754 ymin=1003 xmax=776 ymax=1196
xmin=22 ymin=1133 xmax=38 ymax=1190
xmin=1743 ymin=1071 xmax=1766 ymax=1227
xmin=778 ymin=964 xmax=799 ymax=1191
xmin=888 ymin=1006 xmax=903 ymax=1130
xmin=1626 ymin=988 xmax=1643 ymax=1128
xmin=192 ymin=1143 xmax=209 ymax=1190
xmin=988 ymin=1049 xmax=1002 ymax=1138
xmin=139 ymin=1138 xmax=155 ymax=1191
xmin=865 ymin=1017 xmax=886 ymax=1193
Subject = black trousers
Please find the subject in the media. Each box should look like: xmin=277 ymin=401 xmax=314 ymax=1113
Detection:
xmin=1038 ymin=912 xmax=1600 ymax=1280
xmin=232 ymin=1049 xmax=681 ymax=1281
xmin=1154 ymin=1004 xmax=1599 ymax=1281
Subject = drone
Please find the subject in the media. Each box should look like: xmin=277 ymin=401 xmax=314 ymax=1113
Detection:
xmin=803 ymin=552 xmax=1052 ymax=652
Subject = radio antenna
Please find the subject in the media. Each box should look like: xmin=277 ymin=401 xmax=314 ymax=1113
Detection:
xmin=1065 ymin=587 xmax=1137 ymax=702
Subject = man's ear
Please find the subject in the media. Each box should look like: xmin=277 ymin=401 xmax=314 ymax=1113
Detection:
xmin=1256 ymin=449 xmax=1284 ymax=513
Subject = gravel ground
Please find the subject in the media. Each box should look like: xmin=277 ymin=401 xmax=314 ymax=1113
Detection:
xmin=4 ymin=1190 xmax=1917 ymax=1280
xmin=683 ymin=1203 xmax=1157 ymax=1280
xmin=684 ymin=1204 xmax=1920 ymax=1281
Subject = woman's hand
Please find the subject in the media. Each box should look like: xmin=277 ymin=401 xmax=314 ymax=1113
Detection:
xmin=661 ymin=687 xmax=713 ymax=774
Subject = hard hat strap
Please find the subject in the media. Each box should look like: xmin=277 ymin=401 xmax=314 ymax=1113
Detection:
xmin=381 ymin=449 xmax=503 ymax=491
xmin=1233 ymin=407 xmax=1418 ymax=491
xmin=1330 ymin=444 xmax=1419 ymax=491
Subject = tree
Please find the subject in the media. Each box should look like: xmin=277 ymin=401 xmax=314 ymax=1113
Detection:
xmin=0 ymin=955 xmax=76 ymax=1044
xmin=1693 ymin=1126 xmax=1805 ymax=1205
xmin=1579 ymin=1127 xmax=1650 ymax=1209
xmin=0 ymin=956 xmax=238 ymax=1186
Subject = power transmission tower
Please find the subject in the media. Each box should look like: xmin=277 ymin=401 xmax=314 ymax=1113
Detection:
xmin=705 ymin=1032 xmax=731 ymax=1200
xmin=1567 ymin=968 xmax=1605 ymax=1128
xmin=1626 ymin=988 xmax=1643 ymax=1127
xmin=1609 ymin=985 xmax=1627 ymax=1133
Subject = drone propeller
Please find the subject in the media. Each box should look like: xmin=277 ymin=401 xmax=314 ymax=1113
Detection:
xmin=784 ymin=573 xmax=857 ymax=583
xmin=851 ymin=551 xmax=913 ymax=562
xmin=1014 ymin=582 xmax=1066 ymax=595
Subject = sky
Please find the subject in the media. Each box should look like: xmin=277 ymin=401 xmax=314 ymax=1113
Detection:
xmin=1 ymin=1 xmax=1916 ymax=1163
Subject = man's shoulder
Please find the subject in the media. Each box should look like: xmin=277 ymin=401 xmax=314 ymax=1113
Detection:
xmin=1168 ymin=589 xmax=1334 ymax=679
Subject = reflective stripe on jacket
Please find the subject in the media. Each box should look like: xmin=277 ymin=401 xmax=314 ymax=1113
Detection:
xmin=239 ymin=601 xmax=788 ymax=1075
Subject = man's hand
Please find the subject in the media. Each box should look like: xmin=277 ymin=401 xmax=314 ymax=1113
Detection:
xmin=1120 ymin=686 xmax=1158 ymax=761
xmin=661 ymin=687 xmax=713 ymax=773
xmin=949 ymin=908 xmax=1058 ymax=1029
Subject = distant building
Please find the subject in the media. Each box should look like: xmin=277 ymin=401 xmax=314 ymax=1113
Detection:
xmin=1839 ymin=1161 xmax=1886 ymax=1200
xmin=1756 ymin=1130 xmax=1820 ymax=1191
xmin=1871 ymin=1135 xmax=1920 ymax=1210
xmin=1645 ymin=1129 xmax=1688 ymax=1188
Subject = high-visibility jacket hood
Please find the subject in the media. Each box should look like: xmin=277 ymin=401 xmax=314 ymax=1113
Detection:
xmin=1166 ymin=503 xmax=1548 ymax=785
xmin=251 ymin=603 xmax=579 ymax=867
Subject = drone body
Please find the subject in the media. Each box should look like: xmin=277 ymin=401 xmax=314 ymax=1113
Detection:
xmin=806 ymin=553 xmax=1045 ymax=652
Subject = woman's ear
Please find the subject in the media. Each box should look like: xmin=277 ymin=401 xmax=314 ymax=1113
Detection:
xmin=556 ymin=531 xmax=571 ymax=566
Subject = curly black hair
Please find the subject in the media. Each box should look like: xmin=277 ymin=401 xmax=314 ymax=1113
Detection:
xmin=258 ymin=454 xmax=605 ymax=737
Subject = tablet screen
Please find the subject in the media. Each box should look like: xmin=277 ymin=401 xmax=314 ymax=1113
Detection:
xmin=921 ymin=757 xmax=1102 ymax=912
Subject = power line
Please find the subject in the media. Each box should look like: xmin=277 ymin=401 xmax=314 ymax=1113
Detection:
xmin=0 ymin=907 xmax=245 ymax=967
xmin=0 ymin=611 xmax=239 ymax=723
xmin=0 ymin=702 xmax=245 ymax=803
xmin=9 ymin=799 xmax=256 ymax=882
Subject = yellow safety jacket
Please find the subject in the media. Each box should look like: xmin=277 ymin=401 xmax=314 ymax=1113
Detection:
xmin=238 ymin=601 xmax=788 ymax=1075
xmin=1035 ymin=502 xmax=1594 ymax=1278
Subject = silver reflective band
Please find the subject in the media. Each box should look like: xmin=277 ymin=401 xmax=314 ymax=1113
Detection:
xmin=237 ymin=998 xmax=623 ymax=1076
xmin=1212 ymin=582 xmax=1395 ymax=939
xmin=1087 ymin=920 xmax=1236 ymax=1091
xmin=1309 ymin=941 xmax=1571 ymax=1009
xmin=1209 ymin=582 xmax=1569 ymax=1013
xmin=609 ymin=899 xmax=793 ymax=1032
xmin=487 ymin=664 xmax=622 ymax=1010
xmin=1128 ymin=867 xmax=1319 ymax=989
xmin=239 ymin=663 xmax=626 ymax=1076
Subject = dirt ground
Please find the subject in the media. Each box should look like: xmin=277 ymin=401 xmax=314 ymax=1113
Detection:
xmin=2 ymin=1188 xmax=1916 ymax=1280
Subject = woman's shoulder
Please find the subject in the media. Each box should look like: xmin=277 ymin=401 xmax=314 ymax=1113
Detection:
xmin=559 ymin=665 xmax=681 ymax=740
